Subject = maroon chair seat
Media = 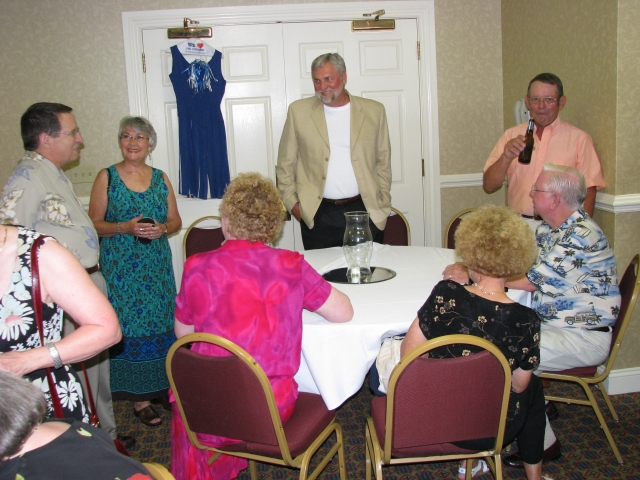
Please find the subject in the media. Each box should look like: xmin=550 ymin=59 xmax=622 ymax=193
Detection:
xmin=167 ymin=333 xmax=346 ymax=480
xmin=383 ymin=208 xmax=410 ymax=246
xmin=365 ymin=335 xmax=512 ymax=480
xmin=444 ymin=208 xmax=476 ymax=249
xmin=182 ymin=216 xmax=224 ymax=261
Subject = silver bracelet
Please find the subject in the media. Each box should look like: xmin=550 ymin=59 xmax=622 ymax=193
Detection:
xmin=45 ymin=342 xmax=63 ymax=369
xmin=117 ymin=222 xmax=122 ymax=235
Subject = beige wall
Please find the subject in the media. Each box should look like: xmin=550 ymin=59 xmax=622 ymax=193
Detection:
xmin=435 ymin=0 xmax=503 ymax=176
xmin=435 ymin=0 xmax=506 ymax=233
xmin=1 ymin=0 xmax=638 ymax=368
xmin=611 ymin=0 xmax=640 ymax=369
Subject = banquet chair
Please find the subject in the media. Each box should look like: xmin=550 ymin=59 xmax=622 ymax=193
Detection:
xmin=539 ymin=253 xmax=640 ymax=465
xmin=444 ymin=208 xmax=477 ymax=249
xmin=143 ymin=462 xmax=175 ymax=479
xmin=182 ymin=215 xmax=224 ymax=260
xmin=166 ymin=333 xmax=346 ymax=480
xmin=365 ymin=334 xmax=511 ymax=480
xmin=383 ymin=207 xmax=411 ymax=246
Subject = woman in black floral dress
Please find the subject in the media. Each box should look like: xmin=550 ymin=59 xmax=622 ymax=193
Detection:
xmin=401 ymin=206 xmax=551 ymax=480
xmin=0 ymin=225 xmax=121 ymax=422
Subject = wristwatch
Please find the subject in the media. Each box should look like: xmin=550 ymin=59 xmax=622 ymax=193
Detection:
xmin=45 ymin=342 xmax=63 ymax=369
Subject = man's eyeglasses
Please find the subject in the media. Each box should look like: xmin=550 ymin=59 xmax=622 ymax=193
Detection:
xmin=528 ymin=96 xmax=557 ymax=106
xmin=120 ymin=133 xmax=149 ymax=142
xmin=531 ymin=184 xmax=553 ymax=194
xmin=57 ymin=128 xmax=81 ymax=137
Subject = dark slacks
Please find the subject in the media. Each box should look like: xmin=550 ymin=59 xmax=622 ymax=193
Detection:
xmin=300 ymin=198 xmax=384 ymax=250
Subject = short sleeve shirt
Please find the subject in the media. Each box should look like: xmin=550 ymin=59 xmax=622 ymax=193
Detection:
xmin=175 ymin=239 xmax=331 ymax=421
xmin=484 ymin=118 xmax=604 ymax=216
xmin=0 ymin=151 xmax=99 ymax=268
xmin=418 ymin=280 xmax=541 ymax=372
xmin=527 ymin=209 xmax=621 ymax=328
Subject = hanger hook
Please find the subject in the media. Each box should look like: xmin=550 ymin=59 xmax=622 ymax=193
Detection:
xmin=363 ymin=9 xmax=385 ymax=21
xmin=183 ymin=17 xmax=200 ymax=29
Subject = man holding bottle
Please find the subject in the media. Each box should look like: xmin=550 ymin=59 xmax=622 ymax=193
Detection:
xmin=483 ymin=73 xmax=604 ymax=221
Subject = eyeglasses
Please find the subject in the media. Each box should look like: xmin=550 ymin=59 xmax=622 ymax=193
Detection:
xmin=57 ymin=128 xmax=81 ymax=137
xmin=528 ymin=96 xmax=557 ymax=106
xmin=531 ymin=184 xmax=553 ymax=194
xmin=120 ymin=133 xmax=149 ymax=142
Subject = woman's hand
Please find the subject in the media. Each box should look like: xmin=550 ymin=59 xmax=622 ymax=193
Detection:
xmin=0 ymin=349 xmax=47 ymax=377
xmin=131 ymin=217 xmax=164 ymax=241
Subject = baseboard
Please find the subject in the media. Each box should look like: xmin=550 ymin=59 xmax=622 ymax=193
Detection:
xmin=602 ymin=367 xmax=640 ymax=395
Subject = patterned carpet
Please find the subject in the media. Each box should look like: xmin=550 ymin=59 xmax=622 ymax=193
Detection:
xmin=114 ymin=379 xmax=640 ymax=479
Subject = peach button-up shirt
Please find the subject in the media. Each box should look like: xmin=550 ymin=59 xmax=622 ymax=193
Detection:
xmin=484 ymin=117 xmax=604 ymax=216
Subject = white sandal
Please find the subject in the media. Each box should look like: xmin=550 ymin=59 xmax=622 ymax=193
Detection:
xmin=458 ymin=459 xmax=489 ymax=478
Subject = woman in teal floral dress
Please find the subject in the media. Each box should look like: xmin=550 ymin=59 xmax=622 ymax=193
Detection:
xmin=89 ymin=117 xmax=182 ymax=427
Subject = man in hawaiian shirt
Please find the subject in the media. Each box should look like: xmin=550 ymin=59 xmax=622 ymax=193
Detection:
xmin=443 ymin=163 xmax=620 ymax=467
xmin=445 ymin=163 xmax=620 ymax=370
xmin=508 ymin=163 xmax=620 ymax=372
xmin=0 ymin=103 xmax=132 ymax=448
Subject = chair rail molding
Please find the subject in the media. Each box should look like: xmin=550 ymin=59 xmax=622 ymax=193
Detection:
xmin=440 ymin=174 xmax=640 ymax=215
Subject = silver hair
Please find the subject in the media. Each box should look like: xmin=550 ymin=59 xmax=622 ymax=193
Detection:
xmin=311 ymin=53 xmax=346 ymax=75
xmin=0 ymin=370 xmax=46 ymax=460
xmin=118 ymin=116 xmax=158 ymax=151
xmin=542 ymin=163 xmax=587 ymax=209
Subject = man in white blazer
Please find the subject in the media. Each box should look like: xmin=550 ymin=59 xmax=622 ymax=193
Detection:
xmin=277 ymin=53 xmax=392 ymax=250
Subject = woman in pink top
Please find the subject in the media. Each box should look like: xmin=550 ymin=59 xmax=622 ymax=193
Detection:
xmin=170 ymin=172 xmax=353 ymax=480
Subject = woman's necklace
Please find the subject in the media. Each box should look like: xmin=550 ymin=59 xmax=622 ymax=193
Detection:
xmin=0 ymin=226 xmax=7 ymax=253
xmin=126 ymin=167 xmax=147 ymax=176
xmin=473 ymin=282 xmax=504 ymax=296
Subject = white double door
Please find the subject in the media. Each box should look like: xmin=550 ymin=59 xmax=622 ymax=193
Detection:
xmin=142 ymin=19 xmax=423 ymax=275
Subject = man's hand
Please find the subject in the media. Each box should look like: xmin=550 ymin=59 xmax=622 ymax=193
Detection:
xmin=502 ymin=135 xmax=527 ymax=162
xmin=291 ymin=202 xmax=301 ymax=222
xmin=442 ymin=262 xmax=470 ymax=284
xmin=483 ymin=135 xmax=528 ymax=193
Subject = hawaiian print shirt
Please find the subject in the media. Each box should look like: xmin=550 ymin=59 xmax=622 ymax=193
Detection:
xmin=0 ymin=151 xmax=99 ymax=268
xmin=527 ymin=209 xmax=621 ymax=328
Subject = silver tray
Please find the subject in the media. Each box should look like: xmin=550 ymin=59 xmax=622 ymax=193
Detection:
xmin=322 ymin=267 xmax=396 ymax=284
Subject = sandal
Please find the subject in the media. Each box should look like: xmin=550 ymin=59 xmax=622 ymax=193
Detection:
xmin=458 ymin=459 xmax=489 ymax=479
xmin=133 ymin=404 xmax=162 ymax=427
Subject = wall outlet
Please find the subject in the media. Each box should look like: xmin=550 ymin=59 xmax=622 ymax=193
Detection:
xmin=67 ymin=165 xmax=96 ymax=184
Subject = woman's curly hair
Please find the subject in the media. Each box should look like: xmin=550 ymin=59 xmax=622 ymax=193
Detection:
xmin=454 ymin=205 xmax=538 ymax=278
xmin=219 ymin=172 xmax=285 ymax=244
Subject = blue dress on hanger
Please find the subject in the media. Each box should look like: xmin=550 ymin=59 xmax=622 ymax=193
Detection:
xmin=170 ymin=45 xmax=230 ymax=199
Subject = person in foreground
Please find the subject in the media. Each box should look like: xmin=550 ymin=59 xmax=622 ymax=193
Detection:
xmin=89 ymin=116 xmax=182 ymax=427
xmin=402 ymin=206 xmax=552 ymax=480
xmin=0 ymin=225 xmax=121 ymax=421
xmin=445 ymin=164 xmax=620 ymax=468
xmin=0 ymin=102 xmax=122 ymax=443
xmin=171 ymin=172 xmax=354 ymax=480
xmin=0 ymin=369 xmax=153 ymax=480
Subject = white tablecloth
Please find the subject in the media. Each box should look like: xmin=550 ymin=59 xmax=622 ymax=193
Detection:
xmin=294 ymin=244 xmax=529 ymax=410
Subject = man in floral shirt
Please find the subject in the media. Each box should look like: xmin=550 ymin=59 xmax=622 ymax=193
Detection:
xmin=444 ymin=163 xmax=620 ymax=468
xmin=508 ymin=163 xmax=620 ymax=373
xmin=0 ymin=103 xmax=128 ymax=447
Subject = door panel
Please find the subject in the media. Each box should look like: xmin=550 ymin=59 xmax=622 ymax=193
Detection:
xmin=142 ymin=19 xmax=425 ymax=285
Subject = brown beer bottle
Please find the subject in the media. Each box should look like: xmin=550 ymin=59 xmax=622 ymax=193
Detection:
xmin=518 ymin=119 xmax=535 ymax=164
